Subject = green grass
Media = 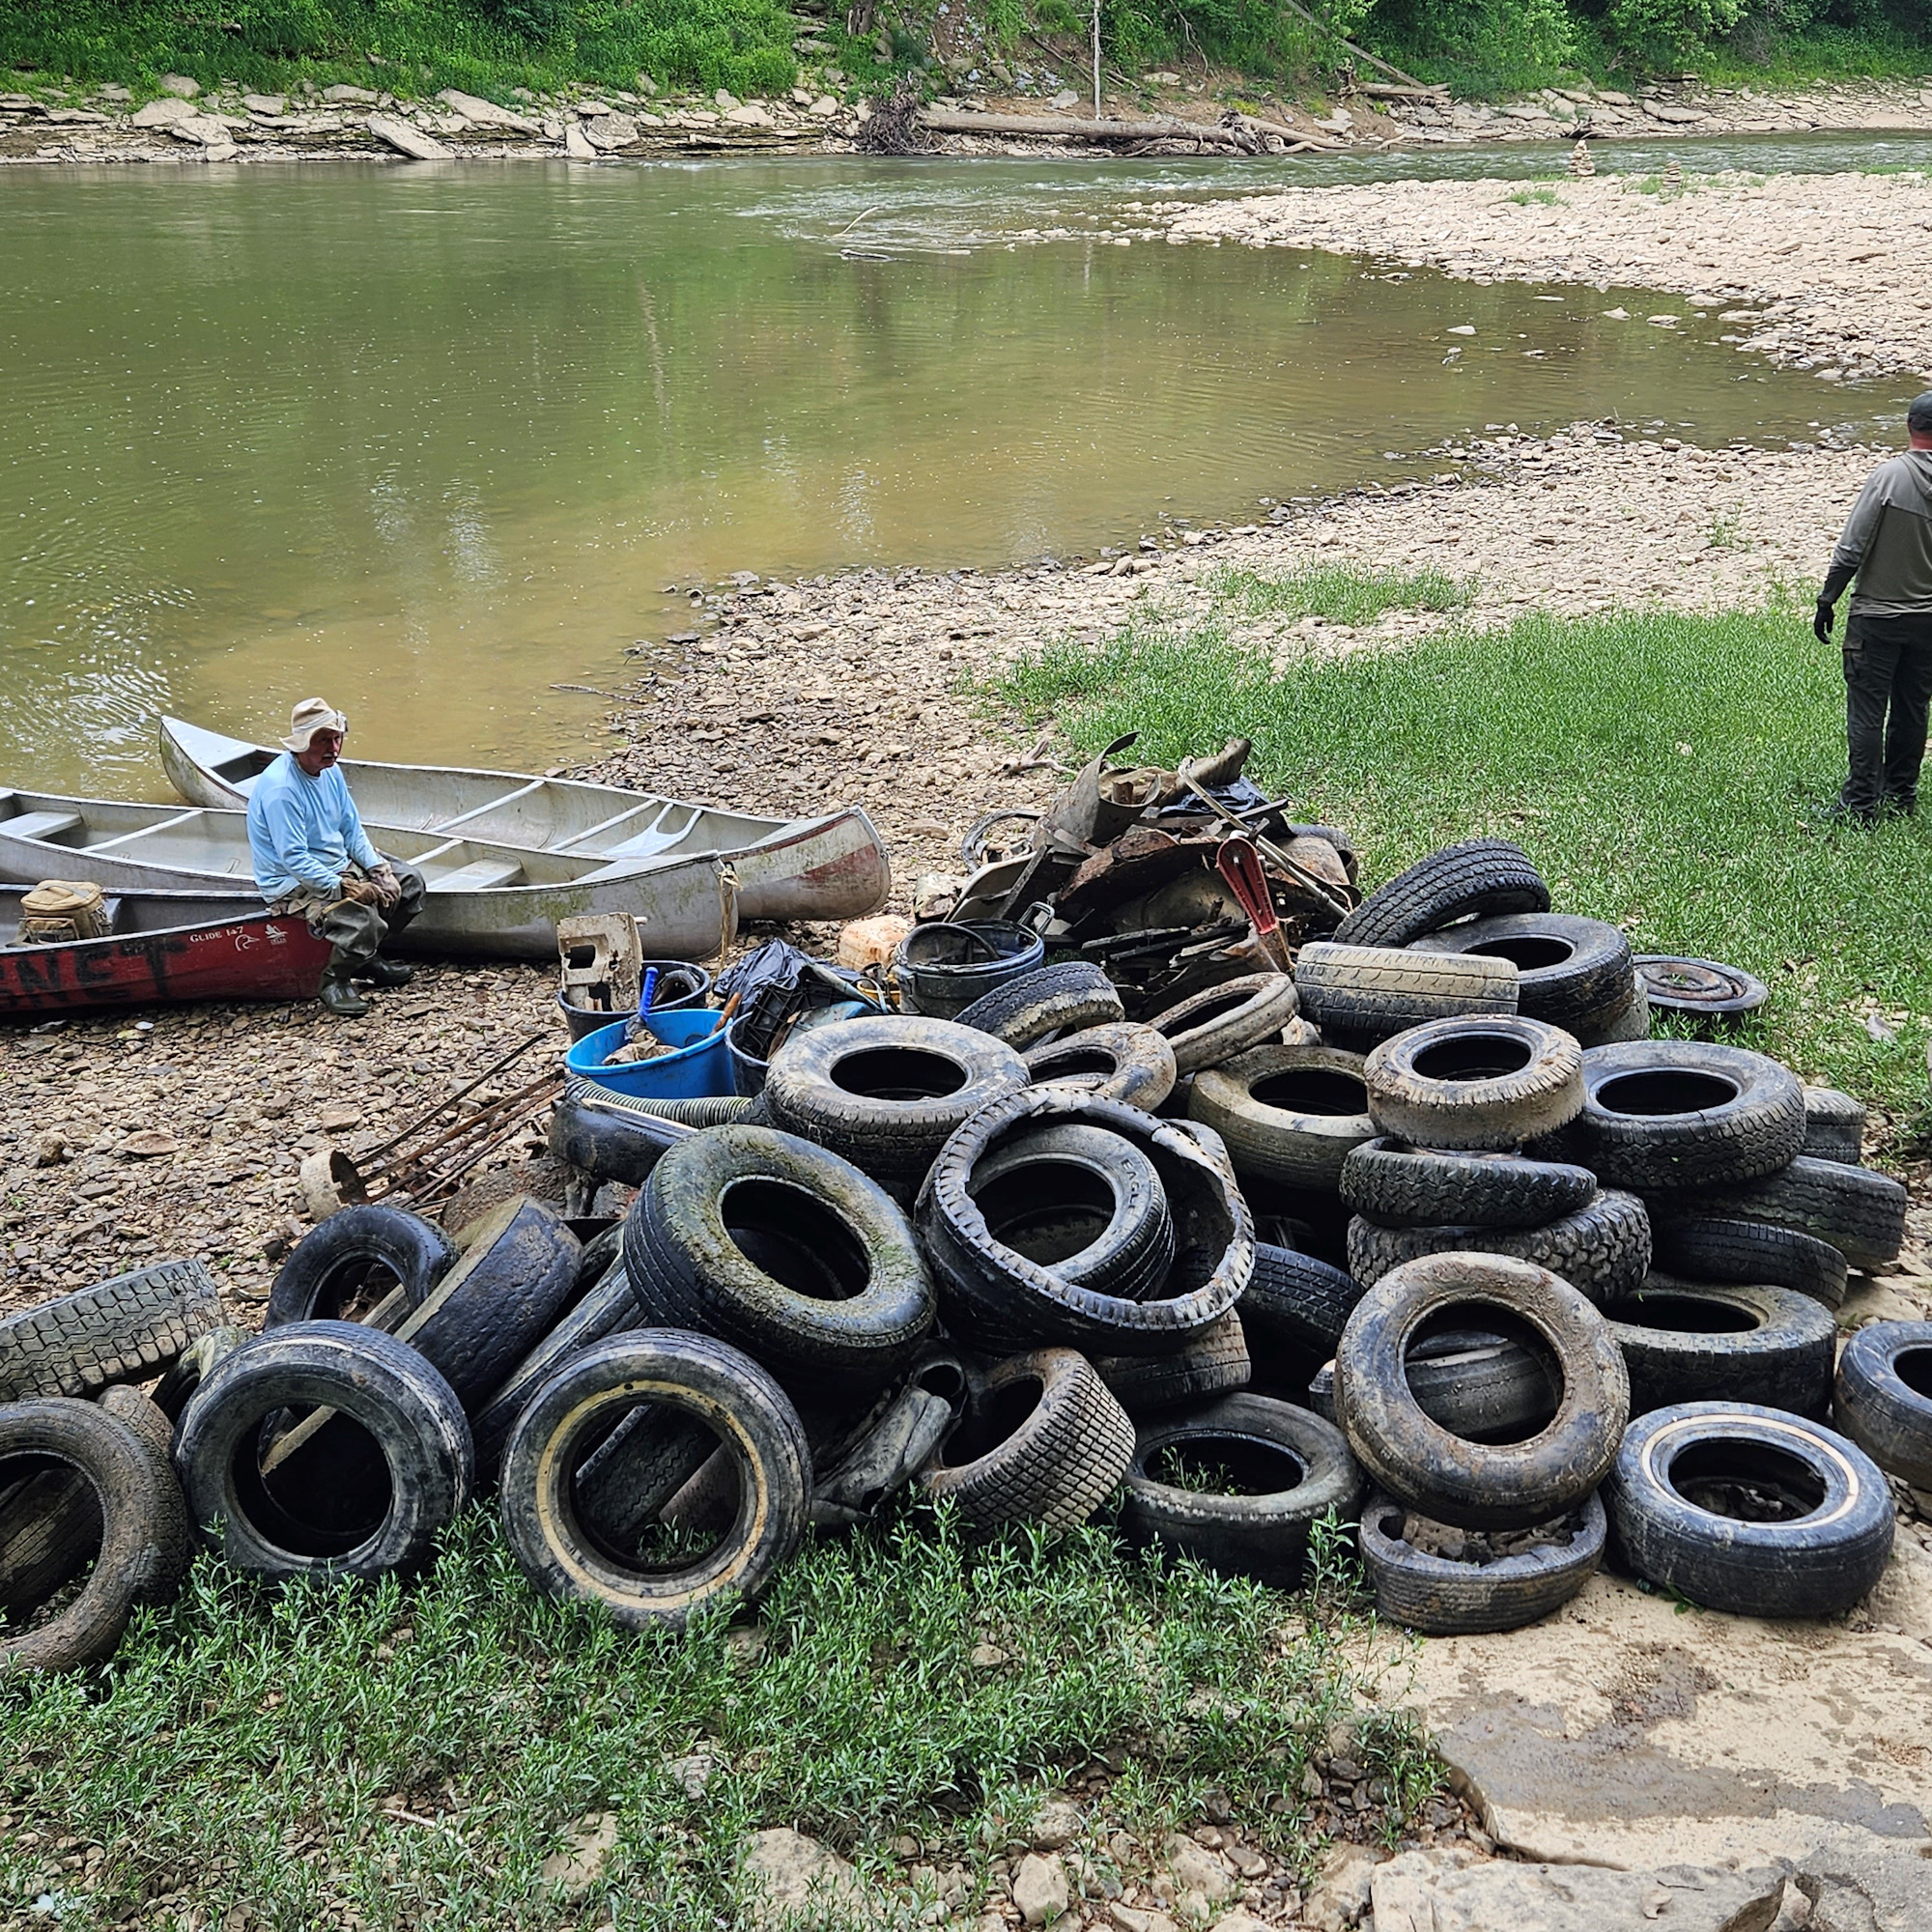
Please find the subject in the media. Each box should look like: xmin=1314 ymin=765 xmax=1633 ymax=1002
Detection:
xmin=1505 ymin=185 xmax=1567 ymax=207
xmin=1208 ymin=563 xmax=1475 ymax=627
xmin=1000 ymin=599 xmax=1932 ymax=1125
xmin=1 ymin=1507 xmax=1432 ymax=1930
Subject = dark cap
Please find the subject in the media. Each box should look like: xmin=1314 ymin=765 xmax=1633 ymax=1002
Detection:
xmin=1911 ymin=392 xmax=1932 ymax=436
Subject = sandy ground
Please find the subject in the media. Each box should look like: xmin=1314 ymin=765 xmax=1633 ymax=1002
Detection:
xmin=1167 ymin=167 xmax=1932 ymax=387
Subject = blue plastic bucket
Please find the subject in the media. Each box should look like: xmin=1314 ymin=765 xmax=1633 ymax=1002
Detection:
xmin=564 ymin=1008 xmax=734 ymax=1101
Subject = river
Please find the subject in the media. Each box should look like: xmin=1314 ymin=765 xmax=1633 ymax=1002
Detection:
xmin=2 ymin=133 xmax=1923 ymax=793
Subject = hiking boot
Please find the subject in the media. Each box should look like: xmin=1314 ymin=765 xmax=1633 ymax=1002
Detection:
xmin=319 ymin=964 xmax=370 ymax=1017
xmin=360 ymin=955 xmax=414 ymax=987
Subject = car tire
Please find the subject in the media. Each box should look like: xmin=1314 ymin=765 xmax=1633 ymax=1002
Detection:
xmin=1122 ymin=1395 xmax=1361 ymax=1585
xmin=1577 ymin=1041 xmax=1805 ymax=1190
xmin=1833 ymin=1321 xmax=1932 ymax=1489
xmin=1648 ymin=1214 xmax=1848 ymax=1310
xmin=953 ymin=960 xmax=1126 ymax=1048
xmin=921 ymin=1348 xmax=1134 ymax=1530
xmin=499 ymin=1328 xmax=810 ymax=1629
xmin=918 ymin=1089 xmax=1251 ymax=1356
xmin=1146 ymin=973 xmax=1303 ymax=1075
xmin=1333 ymin=838 xmax=1550 ymax=950
xmin=1294 ymin=943 xmax=1519 ymax=1044
xmin=1239 ymin=1241 xmax=1365 ymax=1352
xmin=1410 ymin=912 xmax=1635 ymax=1033
xmin=1310 ymin=1327 xmax=1560 ymax=1442
xmin=1606 ymin=1402 xmax=1893 ymax=1617
xmin=265 ymin=1205 xmax=458 ymax=1329
xmin=0 ymin=1260 xmax=220 ymax=1404
xmin=624 ymin=1125 xmax=935 ymax=1398
xmin=1347 ymin=1188 xmax=1651 ymax=1305
xmin=1802 ymin=1086 xmax=1866 ymax=1165
xmin=763 ymin=1014 xmax=1030 ymax=1204
xmin=1359 ymin=1490 xmax=1605 ymax=1634
xmin=1362 ymin=1016 xmax=1584 ymax=1152
xmin=1188 ymin=1044 xmax=1376 ymax=1193
xmin=1606 ymin=1276 xmax=1836 ymax=1418
xmin=174 ymin=1321 xmax=472 ymax=1579
xmin=1336 ymin=1252 xmax=1629 ymax=1529
xmin=1094 ymin=1311 xmax=1251 ymax=1416
xmin=1681 ymin=1156 xmax=1907 ymax=1273
xmin=1024 ymin=1022 xmax=1178 ymax=1112
xmin=1340 ymin=1139 xmax=1597 ymax=1232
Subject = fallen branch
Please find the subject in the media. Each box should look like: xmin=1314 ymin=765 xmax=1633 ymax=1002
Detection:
xmin=923 ymin=108 xmax=1240 ymax=146
xmin=1359 ymin=81 xmax=1450 ymax=100
xmin=1275 ymin=0 xmax=1435 ymax=94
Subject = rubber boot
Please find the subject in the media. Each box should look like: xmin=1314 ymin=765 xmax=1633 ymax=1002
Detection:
xmin=318 ymin=959 xmax=370 ymax=1017
xmin=360 ymin=956 xmax=414 ymax=987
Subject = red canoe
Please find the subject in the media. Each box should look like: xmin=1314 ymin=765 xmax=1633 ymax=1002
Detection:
xmin=1 ymin=886 xmax=332 ymax=1016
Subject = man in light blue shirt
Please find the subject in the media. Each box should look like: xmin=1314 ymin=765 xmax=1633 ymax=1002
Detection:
xmin=247 ymin=697 xmax=425 ymax=1016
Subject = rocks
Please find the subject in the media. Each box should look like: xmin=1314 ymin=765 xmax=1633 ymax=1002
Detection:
xmin=130 ymin=98 xmax=199 ymax=128
xmin=1643 ymin=100 xmax=1709 ymax=124
xmin=323 ymin=84 xmax=380 ymax=105
xmin=1031 ymin=1800 xmax=1085 ymax=1850
xmin=242 ymin=94 xmax=286 ymax=116
xmin=366 ymin=114 xmax=449 ymax=160
xmin=158 ymin=75 xmax=200 ymax=99
xmin=1368 ymin=1850 xmax=1785 ymax=1932
xmin=1012 ymin=1851 xmax=1070 ymax=1925
xmin=564 ymin=123 xmax=597 ymax=159
xmin=725 ymin=103 xmax=775 ymax=128
xmin=582 ymin=113 xmax=639 ymax=151
xmin=435 ymin=89 xmax=542 ymax=134
xmin=1164 ymin=1833 xmax=1238 ymax=1917
xmin=538 ymin=1810 xmax=618 ymax=1893
xmin=1304 ymin=1842 xmax=1378 ymax=1931
xmin=738 ymin=1828 xmax=864 ymax=1929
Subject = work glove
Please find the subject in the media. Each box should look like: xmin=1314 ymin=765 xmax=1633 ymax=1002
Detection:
xmin=369 ymin=864 xmax=403 ymax=908
xmin=1813 ymin=598 xmax=1836 ymax=645
xmin=337 ymin=876 xmax=383 ymax=908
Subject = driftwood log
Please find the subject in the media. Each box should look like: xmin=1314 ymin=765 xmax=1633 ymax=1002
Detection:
xmin=919 ymin=109 xmax=1342 ymax=153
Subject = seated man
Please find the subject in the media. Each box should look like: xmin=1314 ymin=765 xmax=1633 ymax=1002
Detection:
xmin=246 ymin=697 xmax=426 ymax=1016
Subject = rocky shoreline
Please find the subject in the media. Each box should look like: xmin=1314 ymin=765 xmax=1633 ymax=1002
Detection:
xmin=4 ymin=70 xmax=1929 ymax=166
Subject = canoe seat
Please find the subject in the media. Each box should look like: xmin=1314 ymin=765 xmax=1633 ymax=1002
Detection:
xmin=430 ymin=859 xmax=524 ymax=893
xmin=5 ymin=810 xmax=84 ymax=843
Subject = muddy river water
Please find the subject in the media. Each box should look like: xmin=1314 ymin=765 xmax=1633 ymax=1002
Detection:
xmin=3 ymin=133 xmax=1925 ymax=792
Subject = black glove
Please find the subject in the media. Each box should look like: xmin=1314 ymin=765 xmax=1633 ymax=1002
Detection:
xmin=1813 ymin=598 xmax=1835 ymax=644
xmin=1815 ymin=563 xmax=1857 ymax=644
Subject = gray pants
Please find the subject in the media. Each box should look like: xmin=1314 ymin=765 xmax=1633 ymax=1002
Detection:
xmin=272 ymin=862 xmax=426 ymax=969
xmin=1842 ymin=611 xmax=1932 ymax=816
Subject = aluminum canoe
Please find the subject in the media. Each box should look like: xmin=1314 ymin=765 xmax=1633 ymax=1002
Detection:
xmin=0 ymin=884 xmax=332 ymax=1015
xmin=0 ymin=791 xmax=740 ymax=963
xmin=157 ymin=716 xmax=891 ymax=924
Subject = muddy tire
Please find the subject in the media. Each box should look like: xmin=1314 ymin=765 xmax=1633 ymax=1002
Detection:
xmin=1094 ymin=1311 xmax=1251 ymax=1416
xmin=1362 ymin=1016 xmax=1584 ymax=1152
xmin=1648 ymin=1215 xmax=1848 ymax=1311
xmin=954 ymin=960 xmax=1126 ymax=1048
xmin=1336 ymin=1252 xmax=1630 ymax=1530
xmin=1340 ymin=1139 xmax=1597 ymax=1232
xmin=470 ymin=1259 xmax=642 ymax=1488
xmin=1410 ymin=912 xmax=1635 ymax=1034
xmin=1023 ymin=1022 xmax=1177 ymax=1111
xmin=1240 ymin=1242 xmax=1365 ymax=1352
xmin=1347 ymin=1188 xmax=1651 ymax=1306
xmin=1577 ymin=1041 xmax=1805 ymax=1190
xmin=499 ymin=1329 xmax=809 ymax=1628
xmin=1605 ymin=1402 xmax=1893 ymax=1617
xmin=548 ymin=1092 xmax=695 ymax=1187
xmin=1574 ymin=985 xmax=1651 ymax=1048
xmin=0 ymin=1261 xmax=219 ymax=1404
xmin=175 ymin=1321 xmax=472 ymax=1579
xmin=0 ymin=1397 xmax=189 ymax=1676
xmin=1359 ymin=1491 xmax=1605 ymax=1634
xmin=265 ymin=1205 xmax=458 ymax=1329
xmin=1606 ymin=1277 xmax=1835 ymax=1418
xmin=1682 ymin=1156 xmax=1908 ymax=1273
xmin=1801 ymin=1086 xmax=1866 ymax=1166
xmin=1147 ymin=973 xmax=1302 ymax=1075
xmin=920 ymin=1348 xmax=1133 ymax=1530
xmin=1334 ymin=839 xmax=1550 ymax=950
xmin=1312 ymin=1327 xmax=1559 ymax=1441
xmin=1833 ymin=1321 xmax=1932 ymax=1489
xmin=763 ymin=1014 xmax=1030 ymax=1204
xmin=965 ymin=1122 xmax=1176 ymax=1303
xmin=395 ymin=1197 xmax=582 ymax=1414
xmin=1122 ymin=1394 xmax=1361 ymax=1584
xmin=623 ymin=1125 xmax=935 ymax=1397
xmin=150 ymin=1325 xmax=247 ymax=1423
xmin=1294 ymin=942 xmax=1519 ymax=1044
xmin=1188 ymin=1044 xmax=1376 ymax=1192
xmin=918 ymin=1089 xmax=1250 ymax=1356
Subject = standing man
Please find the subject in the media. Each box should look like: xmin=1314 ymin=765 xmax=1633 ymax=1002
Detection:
xmin=1815 ymin=392 xmax=1932 ymax=822
xmin=247 ymin=698 xmax=427 ymax=1016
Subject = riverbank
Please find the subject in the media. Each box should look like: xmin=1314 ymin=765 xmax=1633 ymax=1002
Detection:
xmin=5 ymin=71 xmax=1931 ymax=165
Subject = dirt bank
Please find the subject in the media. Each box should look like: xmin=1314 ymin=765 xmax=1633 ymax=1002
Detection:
xmin=1166 ymin=167 xmax=1932 ymax=386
